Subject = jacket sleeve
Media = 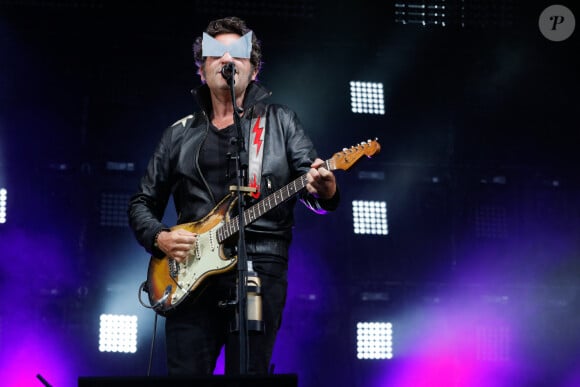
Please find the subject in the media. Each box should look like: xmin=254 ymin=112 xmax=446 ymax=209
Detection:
xmin=281 ymin=107 xmax=340 ymax=214
xmin=127 ymin=125 xmax=175 ymax=258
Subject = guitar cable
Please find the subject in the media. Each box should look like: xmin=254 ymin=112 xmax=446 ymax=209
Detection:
xmin=138 ymin=281 xmax=154 ymax=309
xmin=147 ymin=311 xmax=159 ymax=377
xmin=138 ymin=280 xmax=159 ymax=376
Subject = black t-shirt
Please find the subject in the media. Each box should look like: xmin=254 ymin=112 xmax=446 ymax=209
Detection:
xmin=198 ymin=123 xmax=239 ymax=201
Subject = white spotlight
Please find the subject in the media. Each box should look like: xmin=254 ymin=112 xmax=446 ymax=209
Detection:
xmin=0 ymin=188 xmax=7 ymax=224
xmin=352 ymin=200 xmax=388 ymax=235
xmin=98 ymin=314 xmax=138 ymax=353
xmin=349 ymin=81 xmax=385 ymax=115
xmin=356 ymin=321 xmax=394 ymax=360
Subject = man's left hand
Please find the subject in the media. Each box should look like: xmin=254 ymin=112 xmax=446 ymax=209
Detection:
xmin=306 ymin=158 xmax=337 ymax=199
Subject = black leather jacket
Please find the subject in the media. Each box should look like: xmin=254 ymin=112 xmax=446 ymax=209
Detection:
xmin=128 ymin=81 xmax=339 ymax=260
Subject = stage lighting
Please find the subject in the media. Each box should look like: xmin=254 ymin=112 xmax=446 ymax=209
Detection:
xmin=394 ymin=1 xmax=448 ymax=26
xmin=394 ymin=0 xmax=516 ymax=28
xmin=105 ymin=161 xmax=135 ymax=172
xmin=476 ymin=324 xmax=511 ymax=362
xmin=100 ymin=192 xmax=131 ymax=227
xmin=352 ymin=200 xmax=388 ymax=235
xmin=0 ymin=188 xmax=7 ymax=224
xmin=98 ymin=314 xmax=138 ymax=353
xmin=356 ymin=321 xmax=394 ymax=360
xmin=350 ymin=81 xmax=385 ymax=115
xmin=475 ymin=204 xmax=507 ymax=239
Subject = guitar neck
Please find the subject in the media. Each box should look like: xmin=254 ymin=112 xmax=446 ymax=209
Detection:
xmin=216 ymin=159 xmax=333 ymax=243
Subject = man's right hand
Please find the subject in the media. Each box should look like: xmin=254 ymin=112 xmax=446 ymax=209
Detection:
xmin=156 ymin=229 xmax=198 ymax=263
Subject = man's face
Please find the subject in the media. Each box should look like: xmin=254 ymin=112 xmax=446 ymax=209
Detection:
xmin=200 ymin=33 xmax=257 ymax=93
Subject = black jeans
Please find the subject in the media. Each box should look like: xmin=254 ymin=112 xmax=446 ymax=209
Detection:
xmin=164 ymin=266 xmax=288 ymax=375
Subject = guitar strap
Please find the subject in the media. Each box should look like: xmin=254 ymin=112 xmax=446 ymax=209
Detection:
xmin=248 ymin=113 xmax=266 ymax=199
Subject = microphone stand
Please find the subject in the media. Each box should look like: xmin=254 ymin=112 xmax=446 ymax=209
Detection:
xmin=224 ymin=64 xmax=251 ymax=375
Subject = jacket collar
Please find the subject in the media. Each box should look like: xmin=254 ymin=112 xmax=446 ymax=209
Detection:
xmin=192 ymin=81 xmax=272 ymax=116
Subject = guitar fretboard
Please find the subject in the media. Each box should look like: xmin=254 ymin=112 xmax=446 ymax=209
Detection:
xmin=216 ymin=159 xmax=332 ymax=243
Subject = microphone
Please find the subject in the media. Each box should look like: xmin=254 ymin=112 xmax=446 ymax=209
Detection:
xmin=221 ymin=62 xmax=236 ymax=81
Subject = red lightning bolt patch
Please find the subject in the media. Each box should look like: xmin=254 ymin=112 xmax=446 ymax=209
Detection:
xmin=249 ymin=115 xmax=266 ymax=199
xmin=252 ymin=116 xmax=264 ymax=156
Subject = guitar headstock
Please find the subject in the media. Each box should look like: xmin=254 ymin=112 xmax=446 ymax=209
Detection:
xmin=330 ymin=138 xmax=381 ymax=171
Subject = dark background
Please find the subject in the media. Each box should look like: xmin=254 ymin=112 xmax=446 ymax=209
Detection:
xmin=0 ymin=1 xmax=578 ymax=386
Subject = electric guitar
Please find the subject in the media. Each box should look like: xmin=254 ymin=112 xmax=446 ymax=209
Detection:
xmin=145 ymin=139 xmax=381 ymax=314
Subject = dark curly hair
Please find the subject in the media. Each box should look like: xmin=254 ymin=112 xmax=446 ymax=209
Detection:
xmin=193 ymin=16 xmax=263 ymax=75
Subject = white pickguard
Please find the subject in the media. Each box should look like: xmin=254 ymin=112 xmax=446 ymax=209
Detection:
xmin=170 ymin=223 xmax=235 ymax=305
